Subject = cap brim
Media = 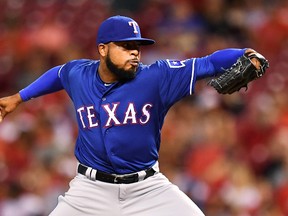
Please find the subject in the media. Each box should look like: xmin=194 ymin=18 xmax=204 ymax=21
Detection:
xmin=114 ymin=37 xmax=155 ymax=45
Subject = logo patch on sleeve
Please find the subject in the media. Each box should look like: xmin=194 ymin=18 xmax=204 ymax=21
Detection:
xmin=166 ymin=59 xmax=186 ymax=68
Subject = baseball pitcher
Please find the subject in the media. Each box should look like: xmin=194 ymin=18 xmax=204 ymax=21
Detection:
xmin=0 ymin=16 xmax=268 ymax=216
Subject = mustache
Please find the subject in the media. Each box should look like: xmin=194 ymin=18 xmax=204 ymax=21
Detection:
xmin=106 ymin=55 xmax=136 ymax=82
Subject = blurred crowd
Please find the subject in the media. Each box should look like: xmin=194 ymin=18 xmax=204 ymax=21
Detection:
xmin=0 ymin=0 xmax=288 ymax=215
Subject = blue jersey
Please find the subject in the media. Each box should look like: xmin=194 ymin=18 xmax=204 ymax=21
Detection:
xmin=58 ymin=58 xmax=202 ymax=174
xmin=19 ymin=48 xmax=246 ymax=174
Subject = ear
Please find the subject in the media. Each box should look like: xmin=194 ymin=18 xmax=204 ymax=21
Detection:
xmin=98 ymin=44 xmax=107 ymax=57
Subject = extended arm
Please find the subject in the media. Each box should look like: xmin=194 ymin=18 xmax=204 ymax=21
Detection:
xmin=208 ymin=50 xmax=269 ymax=94
xmin=195 ymin=48 xmax=258 ymax=80
xmin=0 ymin=65 xmax=63 ymax=122
xmin=19 ymin=65 xmax=63 ymax=101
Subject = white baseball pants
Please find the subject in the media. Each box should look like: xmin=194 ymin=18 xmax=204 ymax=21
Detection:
xmin=49 ymin=173 xmax=205 ymax=216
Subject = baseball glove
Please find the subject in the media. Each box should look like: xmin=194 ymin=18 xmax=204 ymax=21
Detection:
xmin=208 ymin=52 xmax=269 ymax=94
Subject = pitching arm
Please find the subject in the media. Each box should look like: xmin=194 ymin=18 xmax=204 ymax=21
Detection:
xmin=0 ymin=66 xmax=63 ymax=122
xmin=19 ymin=65 xmax=63 ymax=101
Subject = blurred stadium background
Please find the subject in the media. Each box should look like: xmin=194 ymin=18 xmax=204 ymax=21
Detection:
xmin=0 ymin=0 xmax=288 ymax=215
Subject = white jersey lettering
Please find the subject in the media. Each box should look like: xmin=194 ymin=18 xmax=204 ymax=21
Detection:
xmin=77 ymin=107 xmax=86 ymax=128
xmin=139 ymin=104 xmax=153 ymax=124
xmin=87 ymin=105 xmax=99 ymax=128
xmin=102 ymin=103 xmax=121 ymax=127
xmin=76 ymin=102 xmax=153 ymax=128
xmin=123 ymin=103 xmax=137 ymax=124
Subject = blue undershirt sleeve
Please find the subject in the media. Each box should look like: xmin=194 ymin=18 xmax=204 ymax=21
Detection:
xmin=209 ymin=48 xmax=246 ymax=72
xmin=195 ymin=48 xmax=246 ymax=80
xmin=19 ymin=65 xmax=64 ymax=101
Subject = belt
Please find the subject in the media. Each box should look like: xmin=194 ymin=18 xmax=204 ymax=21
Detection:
xmin=77 ymin=163 xmax=158 ymax=184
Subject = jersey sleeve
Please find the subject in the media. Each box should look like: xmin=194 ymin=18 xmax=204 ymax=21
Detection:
xmin=57 ymin=60 xmax=78 ymax=98
xmin=156 ymin=59 xmax=197 ymax=108
xmin=19 ymin=65 xmax=63 ymax=101
xmin=194 ymin=48 xmax=246 ymax=79
xmin=155 ymin=48 xmax=246 ymax=107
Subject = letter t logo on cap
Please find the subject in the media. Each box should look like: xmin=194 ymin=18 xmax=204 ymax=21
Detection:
xmin=128 ymin=21 xmax=139 ymax=34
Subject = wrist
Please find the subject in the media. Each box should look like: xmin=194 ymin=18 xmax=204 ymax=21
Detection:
xmin=14 ymin=93 xmax=24 ymax=105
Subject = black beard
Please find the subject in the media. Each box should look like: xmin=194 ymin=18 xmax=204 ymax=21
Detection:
xmin=106 ymin=54 xmax=136 ymax=82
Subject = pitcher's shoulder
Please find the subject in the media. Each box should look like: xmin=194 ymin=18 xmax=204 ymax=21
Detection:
xmin=66 ymin=59 xmax=99 ymax=68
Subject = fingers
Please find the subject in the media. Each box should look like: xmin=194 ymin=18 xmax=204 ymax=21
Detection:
xmin=247 ymin=52 xmax=268 ymax=71
xmin=250 ymin=57 xmax=261 ymax=70
xmin=245 ymin=49 xmax=260 ymax=69
xmin=0 ymin=108 xmax=6 ymax=123
xmin=0 ymin=101 xmax=8 ymax=122
xmin=245 ymin=48 xmax=256 ymax=54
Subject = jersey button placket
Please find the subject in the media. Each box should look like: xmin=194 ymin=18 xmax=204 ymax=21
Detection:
xmin=104 ymin=126 xmax=115 ymax=156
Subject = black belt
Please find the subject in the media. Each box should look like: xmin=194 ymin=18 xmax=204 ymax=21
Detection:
xmin=77 ymin=164 xmax=156 ymax=184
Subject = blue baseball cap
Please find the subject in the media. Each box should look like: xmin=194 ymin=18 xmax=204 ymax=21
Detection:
xmin=96 ymin=15 xmax=155 ymax=46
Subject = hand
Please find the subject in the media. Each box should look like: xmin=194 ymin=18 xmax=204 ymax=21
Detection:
xmin=208 ymin=49 xmax=269 ymax=94
xmin=250 ymin=57 xmax=261 ymax=70
xmin=245 ymin=48 xmax=266 ymax=71
xmin=245 ymin=49 xmax=260 ymax=70
xmin=0 ymin=93 xmax=23 ymax=122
